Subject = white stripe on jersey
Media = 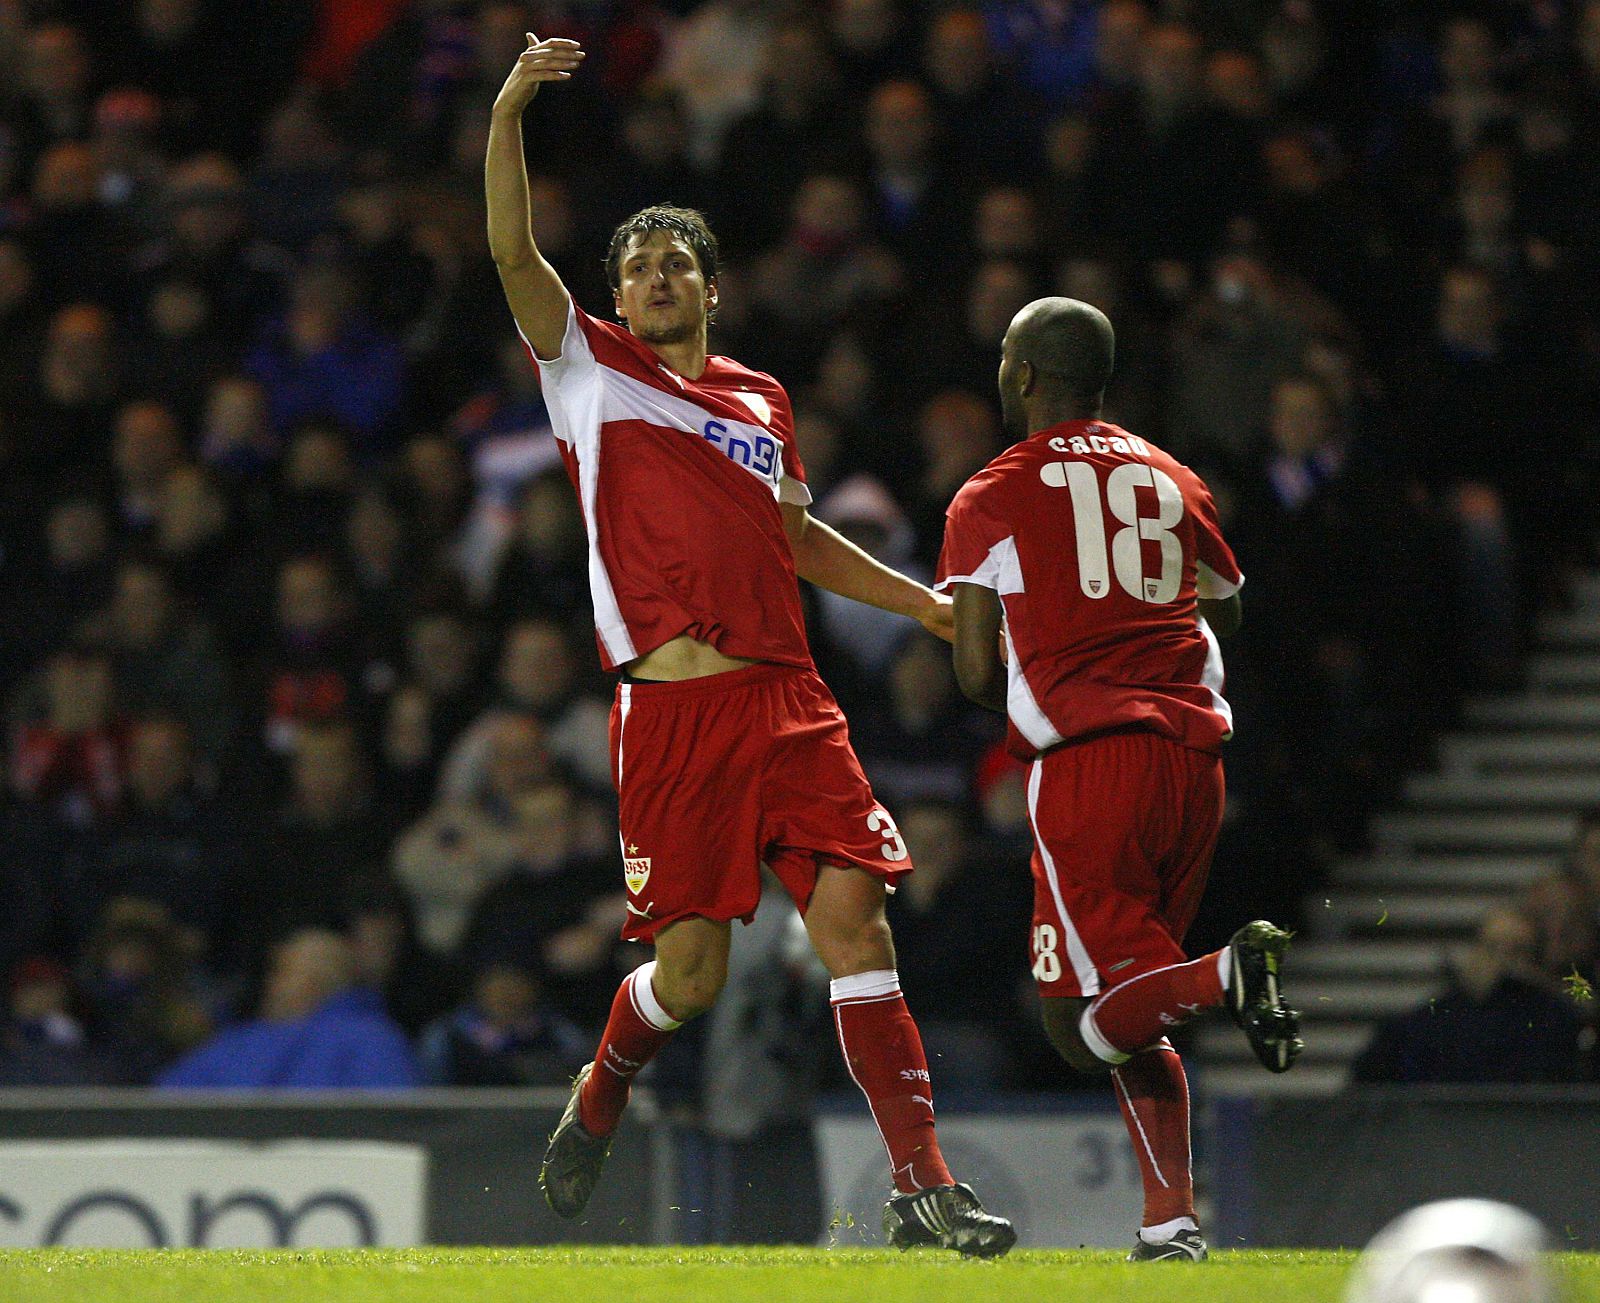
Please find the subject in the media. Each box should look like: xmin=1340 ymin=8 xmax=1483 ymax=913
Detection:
xmin=526 ymin=315 xmax=638 ymax=666
xmin=939 ymin=536 xmax=1065 ymax=752
xmin=597 ymin=365 xmax=811 ymax=506
xmin=532 ymin=300 xmax=810 ymax=505
xmin=1005 ymin=620 xmax=1065 ymax=753
xmin=1198 ymin=618 xmax=1233 ymax=738
xmin=1196 ymin=560 xmax=1242 ymax=600
xmin=942 ymin=534 xmax=1234 ymax=749
xmin=934 ymin=534 xmax=1025 ymax=595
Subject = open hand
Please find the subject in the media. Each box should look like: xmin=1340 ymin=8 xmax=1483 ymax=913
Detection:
xmin=493 ymin=34 xmax=585 ymax=116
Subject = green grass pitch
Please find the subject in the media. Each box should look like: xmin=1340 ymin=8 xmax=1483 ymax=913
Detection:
xmin=4 ymin=1248 xmax=1600 ymax=1303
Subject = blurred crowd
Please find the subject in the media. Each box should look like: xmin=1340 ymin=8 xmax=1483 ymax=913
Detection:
xmin=1355 ymin=810 xmax=1600 ymax=1084
xmin=1 ymin=0 xmax=1598 ymax=1095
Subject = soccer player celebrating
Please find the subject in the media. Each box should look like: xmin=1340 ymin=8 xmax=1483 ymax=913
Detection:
xmin=486 ymin=35 xmax=1014 ymax=1256
xmin=938 ymin=297 xmax=1303 ymax=1262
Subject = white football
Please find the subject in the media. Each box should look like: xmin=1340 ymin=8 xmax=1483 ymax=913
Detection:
xmin=1345 ymin=1199 xmax=1555 ymax=1303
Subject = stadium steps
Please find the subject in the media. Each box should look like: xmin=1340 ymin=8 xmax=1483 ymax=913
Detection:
xmin=1194 ymin=1020 xmax=1376 ymax=1066
xmin=1536 ymin=611 xmax=1600 ymax=646
xmin=1463 ymin=696 xmax=1600 ymax=730
xmin=1438 ymin=733 xmax=1600 ymax=774
xmin=1200 ymin=1063 xmax=1350 ymax=1097
xmin=1302 ymin=890 xmax=1499 ymax=940
xmin=1528 ymin=653 xmax=1600 ymax=691
xmin=1332 ymin=854 xmax=1555 ymax=890
xmin=1193 ymin=573 xmax=1600 ymax=1099
xmin=1283 ymin=976 xmax=1441 ymax=1019
xmin=1285 ymin=938 xmax=1449 ymax=978
xmin=1401 ymin=773 xmax=1600 ymax=809
xmin=1370 ymin=811 xmax=1575 ymax=853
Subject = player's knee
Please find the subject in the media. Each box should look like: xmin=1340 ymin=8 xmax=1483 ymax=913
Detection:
xmin=1058 ymin=1037 xmax=1113 ymax=1076
xmin=1050 ymin=1026 xmax=1112 ymax=1076
xmin=810 ymin=914 xmax=894 ymax=978
xmin=675 ymin=982 xmax=724 ymax=1019
xmin=1041 ymin=999 xmax=1111 ymax=1076
xmin=655 ymin=967 xmax=724 ymax=1020
xmin=652 ymin=952 xmax=727 ymax=1020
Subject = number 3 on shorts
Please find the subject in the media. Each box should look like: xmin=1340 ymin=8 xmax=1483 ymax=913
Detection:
xmin=867 ymin=808 xmax=909 ymax=862
xmin=1032 ymin=924 xmax=1063 ymax=983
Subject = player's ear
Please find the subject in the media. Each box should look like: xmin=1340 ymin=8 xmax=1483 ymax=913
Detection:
xmin=1018 ymin=359 xmax=1037 ymax=399
xmin=613 ymin=287 xmax=625 ymax=321
xmin=704 ymin=277 xmax=718 ymax=313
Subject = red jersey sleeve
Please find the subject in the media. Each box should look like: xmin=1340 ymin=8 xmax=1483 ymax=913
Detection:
xmin=935 ymin=476 xmax=1017 ymax=594
xmin=769 ymin=385 xmax=811 ymax=506
xmin=1184 ymin=470 xmax=1243 ymax=599
xmin=523 ymin=294 xmax=654 ymax=391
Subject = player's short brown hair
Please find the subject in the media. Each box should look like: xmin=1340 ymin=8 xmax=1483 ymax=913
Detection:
xmin=604 ymin=205 xmax=719 ymax=291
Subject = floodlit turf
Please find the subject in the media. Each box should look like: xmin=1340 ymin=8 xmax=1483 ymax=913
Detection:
xmin=4 ymin=1248 xmax=1600 ymax=1303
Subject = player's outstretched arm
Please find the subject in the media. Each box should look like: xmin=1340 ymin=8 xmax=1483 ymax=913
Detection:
xmin=950 ymin=583 xmax=1007 ymax=713
xmin=486 ymin=33 xmax=585 ymax=360
xmin=783 ymin=505 xmax=953 ymax=643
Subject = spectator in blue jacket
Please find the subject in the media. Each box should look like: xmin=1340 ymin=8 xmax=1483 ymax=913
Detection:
xmin=245 ymin=264 xmax=403 ymax=460
xmin=418 ymin=959 xmax=587 ymax=1087
xmin=157 ymin=928 xmax=421 ymax=1089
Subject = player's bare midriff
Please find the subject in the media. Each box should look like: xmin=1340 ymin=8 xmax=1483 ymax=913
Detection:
xmin=625 ymin=634 xmax=760 ymax=682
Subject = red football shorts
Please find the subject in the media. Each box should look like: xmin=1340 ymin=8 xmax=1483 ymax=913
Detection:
xmin=1024 ymin=728 xmax=1223 ymax=998
xmin=609 ymin=662 xmax=914 ymax=943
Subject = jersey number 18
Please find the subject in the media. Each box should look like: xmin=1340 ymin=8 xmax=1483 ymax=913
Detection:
xmin=1040 ymin=461 xmax=1185 ymax=604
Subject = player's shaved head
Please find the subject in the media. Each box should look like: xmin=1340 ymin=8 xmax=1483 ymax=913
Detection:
xmin=997 ymin=296 xmax=1115 ymax=439
xmin=1008 ymin=297 xmax=1115 ymax=393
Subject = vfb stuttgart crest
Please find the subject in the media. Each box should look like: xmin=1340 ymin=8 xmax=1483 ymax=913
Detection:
xmin=624 ymin=843 xmax=651 ymax=894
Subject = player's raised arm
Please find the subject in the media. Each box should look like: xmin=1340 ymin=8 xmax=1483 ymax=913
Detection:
xmin=485 ymin=34 xmax=585 ymax=359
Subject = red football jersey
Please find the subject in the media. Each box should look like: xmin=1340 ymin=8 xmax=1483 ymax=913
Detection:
xmin=936 ymin=419 xmax=1242 ymax=760
xmin=525 ymin=297 xmax=813 ymax=671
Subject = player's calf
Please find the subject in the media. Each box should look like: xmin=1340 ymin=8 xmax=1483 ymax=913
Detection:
xmin=1044 ymin=934 xmax=1302 ymax=1071
xmin=1076 ymin=952 xmax=1230 ymax=1063
xmin=803 ymin=863 xmax=897 ymax=978
xmin=1039 ymin=951 xmax=1230 ymax=1073
xmin=543 ymin=958 xmax=687 ymax=1220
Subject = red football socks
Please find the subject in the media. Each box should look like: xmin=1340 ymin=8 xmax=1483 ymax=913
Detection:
xmin=1112 ymin=1040 xmax=1197 ymax=1230
xmin=830 ymin=970 xmax=954 ymax=1194
xmin=1079 ymin=950 xmax=1228 ymax=1061
xmin=577 ymin=960 xmax=682 ymax=1138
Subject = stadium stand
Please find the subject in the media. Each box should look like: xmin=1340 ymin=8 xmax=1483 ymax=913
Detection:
xmin=0 ymin=0 xmax=1597 ymax=1101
